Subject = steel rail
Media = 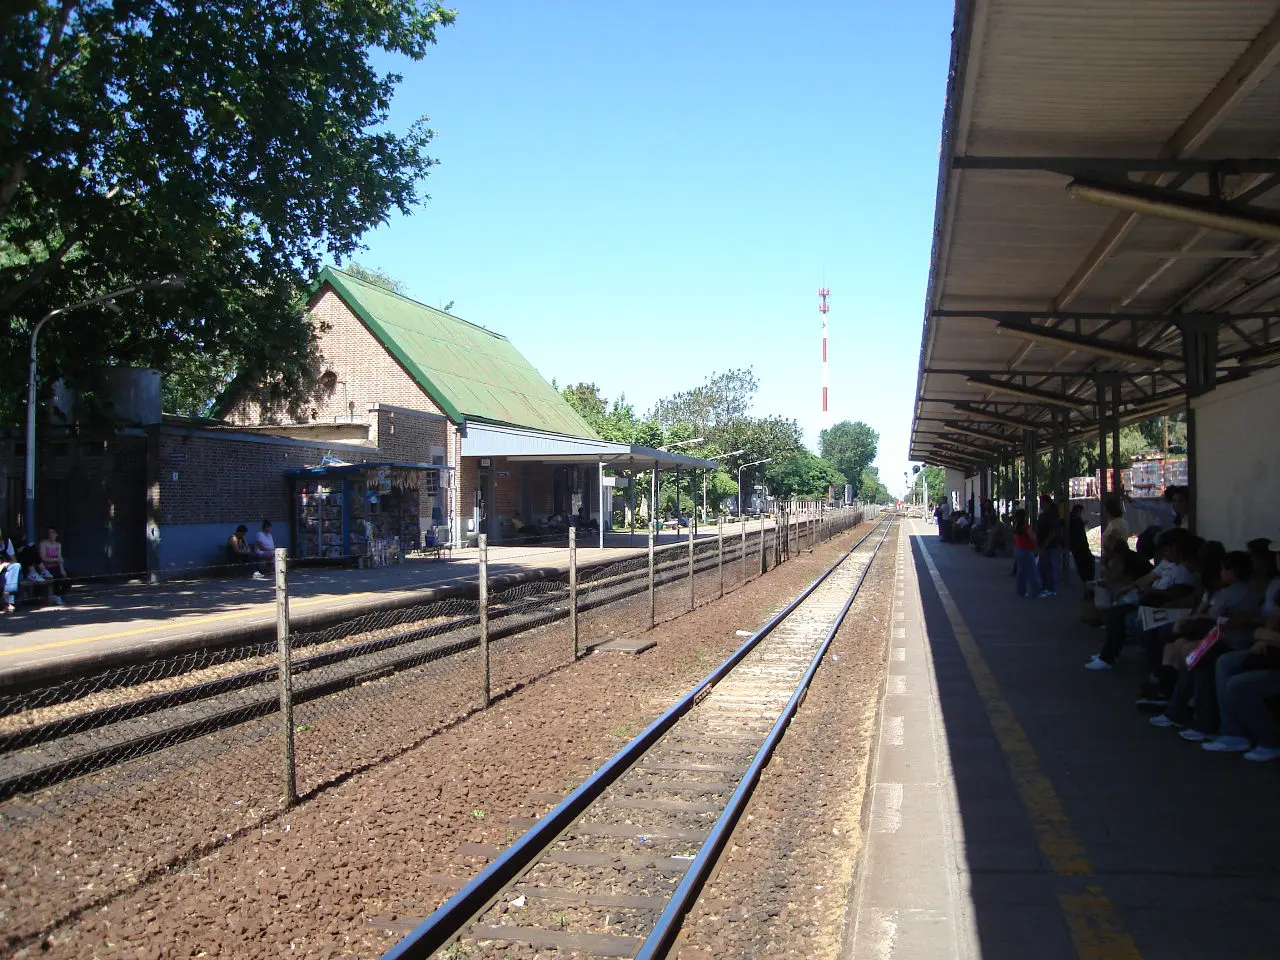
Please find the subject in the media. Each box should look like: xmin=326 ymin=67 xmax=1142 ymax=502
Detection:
xmin=0 ymin=519 xmax=843 ymax=798
xmin=380 ymin=514 xmax=888 ymax=960
xmin=0 ymin=530 xmax=751 ymax=751
xmin=635 ymin=515 xmax=894 ymax=958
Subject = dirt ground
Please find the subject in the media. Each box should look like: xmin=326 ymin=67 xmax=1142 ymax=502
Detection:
xmin=675 ymin=523 xmax=895 ymax=959
xmin=3 ymin=522 xmax=877 ymax=960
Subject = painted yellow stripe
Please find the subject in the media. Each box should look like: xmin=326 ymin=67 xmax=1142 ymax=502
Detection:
xmin=0 ymin=591 xmax=379 ymax=659
xmin=916 ymin=533 xmax=1142 ymax=960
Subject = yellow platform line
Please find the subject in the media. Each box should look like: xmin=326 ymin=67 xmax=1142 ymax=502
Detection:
xmin=0 ymin=591 xmax=379 ymax=659
xmin=915 ymin=534 xmax=1142 ymax=960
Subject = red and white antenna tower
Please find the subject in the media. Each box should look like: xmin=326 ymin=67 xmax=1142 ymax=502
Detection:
xmin=818 ymin=287 xmax=831 ymax=429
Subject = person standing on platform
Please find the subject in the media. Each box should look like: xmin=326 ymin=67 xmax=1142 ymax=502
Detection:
xmin=1036 ymin=495 xmax=1063 ymax=596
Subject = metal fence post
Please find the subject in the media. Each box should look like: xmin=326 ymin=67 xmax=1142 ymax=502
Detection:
xmin=687 ymin=519 xmax=695 ymax=612
xmin=274 ymin=547 xmax=295 ymax=808
xmin=568 ymin=525 xmax=578 ymax=661
xmin=717 ymin=517 xmax=725 ymax=598
xmin=740 ymin=512 xmax=747 ymax=584
xmin=759 ymin=512 xmax=766 ymax=574
xmin=478 ymin=534 xmax=490 ymax=707
xmin=647 ymin=524 xmax=656 ymax=629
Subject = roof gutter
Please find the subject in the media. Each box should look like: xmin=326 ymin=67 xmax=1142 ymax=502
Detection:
xmin=910 ymin=0 xmax=983 ymax=452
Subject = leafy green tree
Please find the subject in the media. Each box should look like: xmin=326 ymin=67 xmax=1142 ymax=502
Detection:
xmin=341 ymin=263 xmax=409 ymax=295
xmin=2 ymin=1 xmax=455 ymax=422
xmin=860 ymin=466 xmax=893 ymax=504
xmin=820 ymin=421 xmax=879 ymax=497
xmin=763 ymin=452 xmax=845 ymax=501
xmin=650 ymin=368 xmax=758 ymax=438
xmin=910 ymin=465 xmax=945 ymax=505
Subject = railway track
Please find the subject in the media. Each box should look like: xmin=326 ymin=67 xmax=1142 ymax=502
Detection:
xmin=380 ymin=514 xmax=894 ymax=960
xmin=0 ymin=518 xmax=835 ymax=800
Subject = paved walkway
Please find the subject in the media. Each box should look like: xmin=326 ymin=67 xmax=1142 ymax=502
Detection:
xmin=0 ymin=524 xmax=764 ymax=684
xmin=849 ymin=520 xmax=1280 ymax=960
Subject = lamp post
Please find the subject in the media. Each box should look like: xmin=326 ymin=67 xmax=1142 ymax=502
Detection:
xmin=737 ymin=458 xmax=773 ymax=518
xmin=25 ymin=275 xmax=184 ymax=539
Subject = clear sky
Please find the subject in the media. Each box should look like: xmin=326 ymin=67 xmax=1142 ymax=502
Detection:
xmin=359 ymin=1 xmax=955 ymax=496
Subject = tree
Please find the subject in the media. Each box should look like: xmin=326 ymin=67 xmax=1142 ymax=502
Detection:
xmin=561 ymin=382 xmax=655 ymax=444
xmin=820 ymin=421 xmax=879 ymax=497
xmin=763 ymin=452 xmax=845 ymax=501
xmin=910 ymin=465 xmax=945 ymax=505
xmin=860 ymin=466 xmax=893 ymax=504
xmin=650 ymin=368 xmax=758 ymax=438
xmin=341 ymin=263 xmax=409 ymax=295
xmin=2 ymin=1 xmax=455 ymax=423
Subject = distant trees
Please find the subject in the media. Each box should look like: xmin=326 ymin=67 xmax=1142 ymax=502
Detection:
xmin=820 ymin=421 xmax=879 ymax=498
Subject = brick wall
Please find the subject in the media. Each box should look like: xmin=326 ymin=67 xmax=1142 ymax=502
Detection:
xmin=224 ymin=287 xmax=447 ymax=426
xmin=152 ymin=429 xmax=384 ymax=527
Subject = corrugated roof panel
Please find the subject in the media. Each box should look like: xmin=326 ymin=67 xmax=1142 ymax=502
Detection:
xmin=317 ymin=268 xmax=600 ymax=440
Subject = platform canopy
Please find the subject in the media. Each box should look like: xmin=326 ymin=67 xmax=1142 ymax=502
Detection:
xmin=461 ymin=422 xmax=718 ymax=470
xmin=911 ymin=1 xmax=1280 ymax=473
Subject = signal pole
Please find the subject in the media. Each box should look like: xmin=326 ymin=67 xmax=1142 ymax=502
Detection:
xmin=819 ymin=287 xmax=831 ymax=430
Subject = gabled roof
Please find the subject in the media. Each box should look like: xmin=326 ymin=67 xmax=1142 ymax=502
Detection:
xmin=316 ymin=267 xmax=599 ymax=440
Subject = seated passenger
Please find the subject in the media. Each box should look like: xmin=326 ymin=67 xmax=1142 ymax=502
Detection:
xmin=1200 ymin=613 xmax=1280 ymax=761
xmin=1088 ymin=529 xmax=1196 ymax=670
xmin=1100 ymin=496 xmax=1129 ymax=567
xmin=1152 ymin=551 xmax=1259 ymax=738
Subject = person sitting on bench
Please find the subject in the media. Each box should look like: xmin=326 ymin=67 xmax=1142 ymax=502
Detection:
xmin=226 ymin=524 xmax=260 ymax=575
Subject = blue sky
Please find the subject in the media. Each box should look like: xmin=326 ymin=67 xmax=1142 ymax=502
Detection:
xmin=359 ymin=1 xmax=954 ymax=495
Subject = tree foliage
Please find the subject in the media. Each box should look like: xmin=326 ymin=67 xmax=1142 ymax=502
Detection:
xmin=860 ymin=465 xmax=893 ymax=504
xmin=820 ymin=420 xmax=879 ymax=497
xmin=341 ymin=262 xmax=409 ymax=296
xmin=763 ymin=451 xmax=845 ymax=501
xmin=649 ymin=368 xmax=758 ymax=438
xmin=911 ymin=465 xmax=945 ymax=504
xmin=1 ymin=0 xmax=455 ymax=422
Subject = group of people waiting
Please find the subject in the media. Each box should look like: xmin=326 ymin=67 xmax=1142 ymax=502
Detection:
xmin=936 ymin=496 xmax=1094 ymax=600
xmin=1081 ymin=498 xmax=1280 ymax=762
xmin=225 ymin=520 xmax=277 ymax=579
xmin=1 ymin=526 xmax=71 ymax=613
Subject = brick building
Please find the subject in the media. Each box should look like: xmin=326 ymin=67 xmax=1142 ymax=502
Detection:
xmin=1 ymin=267 xmax=712 ymax=576
xmin=222 ymin=267 xmax=711 ymax=549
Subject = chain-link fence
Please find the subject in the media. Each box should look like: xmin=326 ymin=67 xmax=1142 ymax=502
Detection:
xmin=0 ymin=506 xmax=869 ymax=951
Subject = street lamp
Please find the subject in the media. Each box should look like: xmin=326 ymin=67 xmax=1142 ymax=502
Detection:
xmin=737 ymin=457 xmax=773 ymax=517
xmin=24 ymin=274 xmax=185 ymax=539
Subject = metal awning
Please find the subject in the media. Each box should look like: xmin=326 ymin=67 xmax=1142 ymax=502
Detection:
xmin=910 ymin=1 xmax=1280 ymax=469
xmin=461 ymin=422 xmax=717 ymax=470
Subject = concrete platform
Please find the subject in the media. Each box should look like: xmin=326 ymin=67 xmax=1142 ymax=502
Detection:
xmin=848 ymin=520 xmax=1280 ymax=960
xmin=0 ymin=524 xmax=762 ymax=689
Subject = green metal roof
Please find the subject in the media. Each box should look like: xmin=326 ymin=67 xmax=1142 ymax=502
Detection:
xmin=315 ymin=267 xmax=599 ymax=440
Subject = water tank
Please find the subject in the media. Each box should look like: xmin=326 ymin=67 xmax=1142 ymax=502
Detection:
xmin=103 ymin=367 xmax=162 ymax=424
xmin=49 ymin=367 xmax=162 ymax=425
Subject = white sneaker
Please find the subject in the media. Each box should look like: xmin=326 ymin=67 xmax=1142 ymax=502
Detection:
xmin=1201 ymin=736 xmax=1250 ymax=752
xmin=1149 ymin=715 xmax=1178 ymax=728
xmin=52 ymin=596 xmax=64 ymax=606
xmin=1085 ymin=658 xmax=1112 ymax=670
xmin=252 ymin=571 xmax=267 ymax=580
xmin=1243 ymin=746 xmax=1280 ymax=762
xmin=1179 ymin=728 xmax=1211 ymax=742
